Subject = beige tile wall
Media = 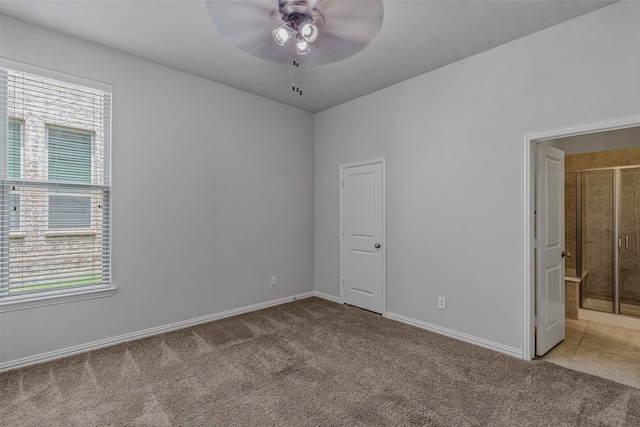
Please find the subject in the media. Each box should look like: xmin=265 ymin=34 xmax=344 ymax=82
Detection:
xmin=565 ymin=280 xmax=579 ymax=319
xmin=566 ymin=147 xmax=640 ymax=172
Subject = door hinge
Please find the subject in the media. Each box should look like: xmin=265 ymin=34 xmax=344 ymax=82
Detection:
xmin=342 ymin=229 xmax=344 ymax=237
xmin=534 ymin=315 xmax=538 ymax=326
xmin=533 ymin=238 xmax=538 ymax=248
xmin=341 ymin=278 xmax=344 ymax=286
xmin=535 ymin=161 xmax=541 ymax=171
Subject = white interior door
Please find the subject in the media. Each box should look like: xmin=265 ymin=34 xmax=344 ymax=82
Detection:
xmin=341 ymin=161 xmax=384 ymax=313
xmin=536 ymin=144 xmax=565 ymax=356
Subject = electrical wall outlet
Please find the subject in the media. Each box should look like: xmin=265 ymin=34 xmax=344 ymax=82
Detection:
xmin=438 ymin=296 xmax=446 ymax=310
xmin=271 ymin=276 xmax=277 ymax=287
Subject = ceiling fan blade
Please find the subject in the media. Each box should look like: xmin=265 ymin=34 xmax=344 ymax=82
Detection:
xmin=305 ymin=33 xmax=365 ymax=65
xmin=207 ymin=1 xmax=281 ymax=48
xmin=316 ymin=0 xmax=384 ymax=43
xmin=299 ymin=1 xmax=383 ymax=65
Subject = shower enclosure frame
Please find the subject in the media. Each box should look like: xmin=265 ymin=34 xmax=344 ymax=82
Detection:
xmin=569 ymin=165 xmax=640 ymax=316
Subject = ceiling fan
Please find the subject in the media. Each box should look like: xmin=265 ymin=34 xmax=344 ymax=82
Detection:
xmin=207 ymin=0 xmax=385 ymax=67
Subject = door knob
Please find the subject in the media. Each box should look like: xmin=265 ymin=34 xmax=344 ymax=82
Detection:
xmin=562 ymin=251 xmax=571 ymax=258
xmin=374 ymin=243 xmax=381 ymax=249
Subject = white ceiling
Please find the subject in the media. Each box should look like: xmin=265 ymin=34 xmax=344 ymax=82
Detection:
xmin=0 ymin=0 xmax=617 ymax=113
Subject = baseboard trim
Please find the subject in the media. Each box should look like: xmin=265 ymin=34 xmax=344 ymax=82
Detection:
xmin=384 ymin=311 xmax=522 ymax=359
xmin=313 ymin=291 xmax=342 ymax=304
xmin=0 ymin=292 xmax=315 ymax=372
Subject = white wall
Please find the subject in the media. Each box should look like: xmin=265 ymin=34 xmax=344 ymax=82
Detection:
xmin=0 ymin=16 xmax=315 ymax=365
xmin=315 ymin=2 xmax=640 ymax=355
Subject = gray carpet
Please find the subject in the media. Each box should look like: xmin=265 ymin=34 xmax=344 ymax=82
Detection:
xmin=1 ymin=297 xmax=639 ymax=426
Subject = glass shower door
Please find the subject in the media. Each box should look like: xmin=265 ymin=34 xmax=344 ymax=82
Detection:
xmin=565 ymin=173 xmax=577 ymax=277
xmin=619 ymin=168 xmax=640 ymax=317
xmin=582 ymin=170 xmax=614 ymax=313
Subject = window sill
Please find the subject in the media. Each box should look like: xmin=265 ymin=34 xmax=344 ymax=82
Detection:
xmin=45 ymin=229 xmax=96 ymax=238
xmin=0 ymin=285 xmax=116 ymax=313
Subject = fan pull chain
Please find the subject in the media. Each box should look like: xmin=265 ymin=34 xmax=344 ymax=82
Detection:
xmin=292 ymin=56 xmax=302 ymax=96
xmin=295 ymin=59 xmax=299 ymax=94
xmin=298 ymin=62 xmax=302 ymax=96
xmin=292 ymin=58 xmax=297 ymax=92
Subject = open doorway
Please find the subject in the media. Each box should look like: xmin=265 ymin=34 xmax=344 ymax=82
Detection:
xmin=523 ymin=115 xmax=640 ymax=357
xmin=523 ymin=116 xmax=640 ymax=388
xmin=548 ymin=128 xmax=640 ymax=320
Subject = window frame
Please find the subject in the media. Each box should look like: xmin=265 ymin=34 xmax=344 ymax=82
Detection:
xmin=0 ymin=57 xmax=115 ymax=312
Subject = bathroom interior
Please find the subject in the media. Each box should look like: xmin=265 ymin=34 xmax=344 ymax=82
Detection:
xmin=552 ymin=126 xmax=640 ymax=324
xmin=539 ymin=125 xmax=640 ymax=388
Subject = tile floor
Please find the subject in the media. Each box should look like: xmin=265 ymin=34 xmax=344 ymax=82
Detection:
xmin=543 ymin=318 xmax=640 ymax=389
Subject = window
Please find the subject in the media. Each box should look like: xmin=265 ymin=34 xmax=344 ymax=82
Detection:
xmin=47 ymin=127 xmax=93 ymax=230
xmin=48 ymin=193 xmax=92 ymax=229
xmin=1 ymin=60 xmax=113 ymax=308
xmin=48 ymin=127 xmax=92 ymax=183
xmin=8 ymin=120 xmax=20 ymax=179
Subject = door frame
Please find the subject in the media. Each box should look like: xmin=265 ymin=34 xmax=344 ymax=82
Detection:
xmin=522 ymin=114 xmax=640 ymax=360
xmin=339 ymin=157 xmax=387 ymax=313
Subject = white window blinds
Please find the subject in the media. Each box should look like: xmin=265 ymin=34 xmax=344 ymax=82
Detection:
xmin=0 ymin=60 xmax=112 ymax=299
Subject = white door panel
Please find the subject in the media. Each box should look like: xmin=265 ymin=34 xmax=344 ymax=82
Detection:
xmin=350 ymin=250 xmax=376 ymax=295
xmin=536 ymin=144 xmax=565 ymax=356
xmin=350 ymin=173 xmax=375 ymax=237
xmin=341 ymin=161 xmax=384 ymax=313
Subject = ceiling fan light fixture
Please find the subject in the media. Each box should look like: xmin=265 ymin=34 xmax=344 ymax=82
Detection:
xmin=273 ymin=24 xmax=292 ymax=45
xmin=208 ymin=0 xmax=384 ymax=66
xmin=296 ymin=37 xmax=310 ymax=55
xmin=299 ymin=22 xmax=318 ymax=42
